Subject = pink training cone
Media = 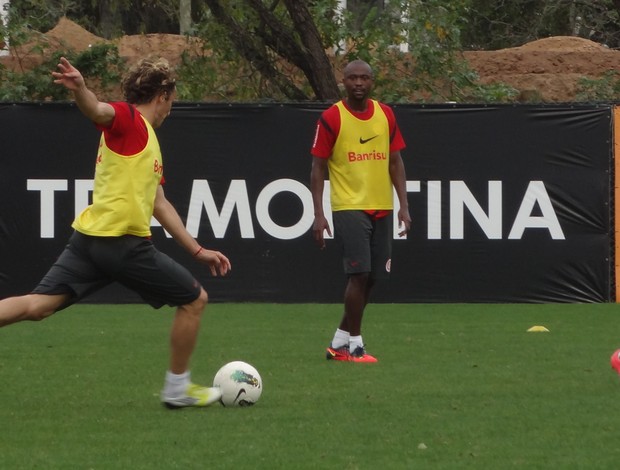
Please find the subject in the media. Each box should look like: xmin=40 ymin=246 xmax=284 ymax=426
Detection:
xmin=610 ymin=349 xmax=620 ymax=374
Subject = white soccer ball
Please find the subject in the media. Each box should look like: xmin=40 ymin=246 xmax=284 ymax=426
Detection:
xmin=213 ymin=361 xmax=262 ymax=407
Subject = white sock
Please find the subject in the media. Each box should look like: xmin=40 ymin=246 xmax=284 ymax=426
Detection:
xmin=331 ymin=328 xmax=350 ymax=349
xmin=349 ymin=335 xmax=364 ymax=352
xmin=164 ymin=370 xmax=190 ymax=396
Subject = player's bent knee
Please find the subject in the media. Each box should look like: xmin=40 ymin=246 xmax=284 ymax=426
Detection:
xmin=196 ymin=288 xmax=208 ymax=309
xmin=183 ymin=289 xmax=208 ymax=314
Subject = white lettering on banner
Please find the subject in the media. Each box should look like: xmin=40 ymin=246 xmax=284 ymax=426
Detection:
xmin=255 ymin=179 xmax=314 ymax=240
xmin=427 ymin=181 xmax=442 ymax=239
xmin=451 ymin=181 xmax=503 ymax=239
xmin=187 ymin=179 xmax=255 ymax=238
xmin=508 ymin=181 xmax=565 ymax=239
xmin=27 ymin=179 xmax=68 ymax=238
xmin=26 ymin=178 xmax=565 ymax=241
xmin=187 ymin=179 xmax=315 ymax=240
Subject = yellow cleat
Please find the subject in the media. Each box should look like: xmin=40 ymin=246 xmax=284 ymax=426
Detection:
xmin=162 ymin=383 xmax=222 ymax=409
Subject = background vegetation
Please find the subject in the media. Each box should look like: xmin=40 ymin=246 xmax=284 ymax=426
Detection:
xmin=1 ymin=0 xmax=620 ymax=102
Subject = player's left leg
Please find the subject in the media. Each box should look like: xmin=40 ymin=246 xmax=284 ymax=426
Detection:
xmin=0 ymin=293 xmax=69 ymax=327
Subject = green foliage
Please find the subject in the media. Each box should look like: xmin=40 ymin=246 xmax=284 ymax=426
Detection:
xmin=71 ymin=42 xmax=123 ymax=89
xmin=0 ymin=2 xmax=123 ymax=102
xmin=174 ymin=8 xmax=261 ymax=101
xmin=465 ymin=76 xmax=520 ymax=103
xmin=576 ymin=71 xmax=620 ymax=102
xmin=175 ymin=50 xmax=241 ymax=101
xmin=176 ymin=2 xmax=307 ymax=102
xmin=329 ymin=0 xmax=517 ymax=103
xmin=5 ymin=0 xmax=181 ymax=37
xmin=177 ymin=0 xmax=517 ymax=103
xmin=0 ymin=54 xmax=65 ymax=101
xmin=3 ymin=0 xmax=614 ymax=103
xmin=0 ymin=43 xmax=124 ymax=102
xmin=3 ymin=0 xmax=68 ymax=33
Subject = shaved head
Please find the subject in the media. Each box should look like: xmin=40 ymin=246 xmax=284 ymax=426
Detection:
xmin=343 ymin=60 xmax=373 ymax=79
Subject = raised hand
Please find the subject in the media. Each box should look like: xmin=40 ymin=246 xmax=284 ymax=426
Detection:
xmin=51 ymin=57 xmax=85 ymax=91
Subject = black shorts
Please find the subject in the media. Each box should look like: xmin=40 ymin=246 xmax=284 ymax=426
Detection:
xmin=333 ymin=210 xmax=393 ymax=280
xmin=32 ymin=231 xmax=202 ymax=310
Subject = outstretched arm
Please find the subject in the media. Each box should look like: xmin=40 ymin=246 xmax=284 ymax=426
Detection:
xmin=153 ymin=186 xmax=231 ymax=277
xmin=52 ymin=56 xmax=115 ymax=126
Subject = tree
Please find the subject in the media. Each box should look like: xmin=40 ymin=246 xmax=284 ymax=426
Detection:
xmin=202 ymin=0 xmax=340 ymax=100
xmin=462 ymin=0 xmax=620 ymax=50
xmin=194 ymin=0 xmax=486 ymax=102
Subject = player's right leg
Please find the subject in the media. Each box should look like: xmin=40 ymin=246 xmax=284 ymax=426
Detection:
xmin=169 ymin=289 xmax=208 ymax=375
xmin=0 ymin=293 xmax=69 ymax=327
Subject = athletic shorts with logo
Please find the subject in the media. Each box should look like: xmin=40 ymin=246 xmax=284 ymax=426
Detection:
xmin=32 ymin=231 xmax=202 ymax=310
xmin=332 ymin=210 xmax=393 ymax=280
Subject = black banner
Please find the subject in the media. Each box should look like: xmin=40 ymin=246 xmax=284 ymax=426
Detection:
xmin=0 ymin=103 xmax=612 ymax=303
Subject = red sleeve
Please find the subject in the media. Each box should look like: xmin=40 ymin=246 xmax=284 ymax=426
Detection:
xmin=379 ymin=103 xmax=406 ymax=153
xmin=310 ymin=105 xmax=341 ymax=158
xmin=95 ymin=102 xmax=148 ymax=156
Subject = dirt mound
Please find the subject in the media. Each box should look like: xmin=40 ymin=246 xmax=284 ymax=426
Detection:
xmin=4 ymin=18 xmax=620 ymax=102
xmin=47 ymin=16 xmax=105 ymax=50
xmin=463 ymin=36 xmax=620 ymax=101
xmin=512 ymin=36 xmax=611 ymax=52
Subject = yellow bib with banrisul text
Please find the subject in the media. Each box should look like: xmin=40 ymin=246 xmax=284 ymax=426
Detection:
xmin=329 ymin=100 xmax=392 ymax=211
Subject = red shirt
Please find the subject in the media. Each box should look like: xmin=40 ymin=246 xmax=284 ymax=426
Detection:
xmin=96 ymin=102 xmax=148 ymax=155
xmin=311 ymin=100 xmax=405 ymax=158
xmin=95 ymin=102 xmax=165 ymax=184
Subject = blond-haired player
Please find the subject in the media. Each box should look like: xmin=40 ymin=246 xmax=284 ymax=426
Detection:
xmin=0 ymin=57 xmax=230 ymax=408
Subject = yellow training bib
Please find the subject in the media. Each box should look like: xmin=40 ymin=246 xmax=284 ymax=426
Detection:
xmin=73 ymin=116 xmax=163 ymax=237
xmin=329 ymin=100 xmax=393 ymax=211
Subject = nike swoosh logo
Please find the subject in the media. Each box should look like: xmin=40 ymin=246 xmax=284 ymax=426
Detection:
xmin=359 ymin=135 xmax=378 ymax=144
xmin=233 ymin=389 xmax=246 ymax=404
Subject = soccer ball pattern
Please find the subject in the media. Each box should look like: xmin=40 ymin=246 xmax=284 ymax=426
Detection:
xmin=213 ymin=361 xmax=263 ymax=407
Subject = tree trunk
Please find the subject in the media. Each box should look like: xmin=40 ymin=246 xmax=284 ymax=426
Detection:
xmin=0 ymin=0 xmax=9 ymax=54
xmin=179 ymin=0 xmax=191 ymax=34
xmin=283 ymin=0 xmax=340 ymax=100
xmin=204 ymin=0 xmax=339 ymax=101
xmin=204 ymin=0 xmax=308 ymax=100
xmin=98 ymin=0 xmax=122 ymax=39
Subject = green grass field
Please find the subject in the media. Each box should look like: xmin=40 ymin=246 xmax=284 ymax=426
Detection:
xmin=1 ymin=303 xmax=620 ymax=469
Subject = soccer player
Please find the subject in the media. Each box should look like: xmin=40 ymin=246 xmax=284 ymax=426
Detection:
xmin=0 ymin=56 xmax=231 ymax=408
xmin=310 ymin=59 xmax=411 ymax=363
